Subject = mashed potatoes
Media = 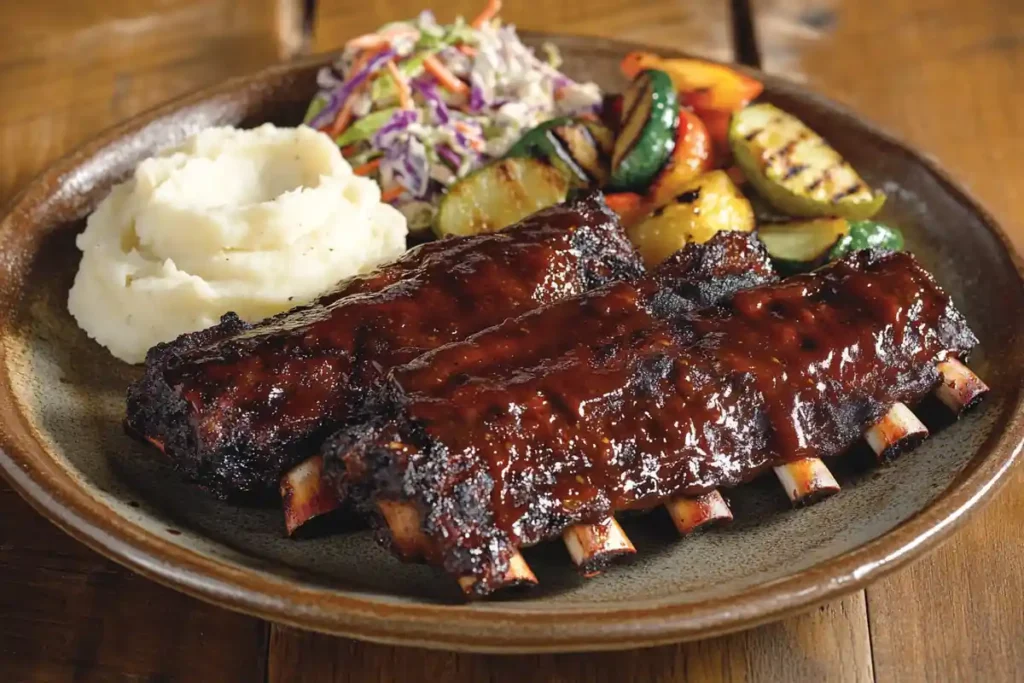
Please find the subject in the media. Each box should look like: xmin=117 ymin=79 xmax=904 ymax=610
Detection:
xmin=68 ymin=124 xmax=408 ymax=363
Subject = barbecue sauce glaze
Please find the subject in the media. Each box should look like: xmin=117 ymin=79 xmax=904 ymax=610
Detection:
xmin=330 ymin=246 xmax=977 ymax=594
xmin=125 ymin=194 xmax=642 ymax=498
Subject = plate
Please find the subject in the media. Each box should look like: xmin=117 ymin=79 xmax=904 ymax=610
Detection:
xmin=0 ymin=34 xmax=1021 ymax=653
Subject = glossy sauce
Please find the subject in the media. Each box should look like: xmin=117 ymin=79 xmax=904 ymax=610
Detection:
xmin=126 ymin=195 xmax=642 ymax=497
xmin=339 ymin=249 xmax=977 ymax=583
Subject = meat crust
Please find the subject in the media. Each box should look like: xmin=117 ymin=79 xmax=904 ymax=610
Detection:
xmin=125 ymin=193 xmax=642 ymax=499
xmin=327 ymin=242 xmax=977 ymax=594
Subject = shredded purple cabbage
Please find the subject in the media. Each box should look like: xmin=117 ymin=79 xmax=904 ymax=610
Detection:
xmin=308 ymin=48 xmax=396 ymax=130
xmin=372 ymin=109 xmax=420 ymax=148
xmin=305 ymin=14 xmax=605 ymax=215
xmin=412 ymin=79 xmax=451 ymax=125
xmin=468 ymin=75 xmax=487 ymax=112
xmin=437 ymin=144 xmax=461 ymax=168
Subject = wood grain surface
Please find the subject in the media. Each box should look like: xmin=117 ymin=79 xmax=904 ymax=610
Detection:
xmin=753 ymin=1 xmax=1024 ymax=680
xmin=0 ymin=481 xmax=269 ymax=683
xmin=0 ymin=0 xmax=1020 ymax=681
xmin=268 ymin=596 xmax=873 ymax=683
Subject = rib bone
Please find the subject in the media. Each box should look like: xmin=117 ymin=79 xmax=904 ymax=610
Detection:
xmin=280 ymin=456 xmax=339 ymax=535
xmin=665 ymin=490 xmax=734 ymax=535
xmin=562 ymin=517 xmax=636 ymax=576
xmin=936 ymin=358 xmax=989 ymax=415
xmin=864 ymin=402 xmax=930 ymax=462
xmin=457 ymin=553 xmax=539 ymax=596
xmin=773 ymin=457 xmax=841 ymax=506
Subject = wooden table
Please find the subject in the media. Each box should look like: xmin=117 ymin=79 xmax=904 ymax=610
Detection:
xmin=1 ymin=1 xmax=1021 ymax=680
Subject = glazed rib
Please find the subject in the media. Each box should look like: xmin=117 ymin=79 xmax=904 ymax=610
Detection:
xmin=125 ymin=193 xmax=642 ymax=499
xmin=326 ymin=248 xmax=979 ymax=596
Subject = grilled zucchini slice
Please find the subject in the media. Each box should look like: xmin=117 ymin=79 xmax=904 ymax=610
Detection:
xmin=759 ymin=217 xmax=904 ymax=273
xmin=729 ymin=103 xmax=885 ymax=220
xmin=434 ymin=157 xmax=570 ymax=238
xmin=505 ymin=118 xmax=614 ymax=188
xmin=627 ymin=170 xmax=754 ymax=266
xmin=609 ymin=69 xmax=679 ymax=191
xmin=758 ymin=218 xmax=851 ymax=273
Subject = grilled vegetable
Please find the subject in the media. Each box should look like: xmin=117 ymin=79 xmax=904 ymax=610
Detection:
xmin=730 ymin=103 xmax=885 ymax=220
xmin=647 ymin=108 xmax=713 ymax=207
xmin=828 ymin=220 xmax=905 ymax=259
xmin=601 ymin=93 xmax=624 ymax=133
xmin=619 ymin=53 xmax=762 ymax=166
xmin=759 ymin=218 xmax=904 ymax=273
xmin=567 ymin=120 xmax=615 ymax=185
xmin=506 ymin=118 xmax=614 ymax=187
xmin=434 ymin=157 xmax=570 ymax=237
xmin=621 ymin=52 xmax=763 ymax=112
xmin=610 ymin=70 xmax=679 ymax=191
xmin=759 ymin=218 xmax=851 ymax=273
xmin=696 ymin=106 xmax=733 ymax=163
xmin=627 ymin=170 xmax=754 ymax=266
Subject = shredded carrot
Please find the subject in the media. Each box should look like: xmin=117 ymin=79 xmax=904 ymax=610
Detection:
xmin=347 ymin=35 xmax=389 ymax=53
xmin=349 ymin=44 xmax=384 ymax=77
xmin=341 ymin=144 xmax=358 ymax=156
xmin=353 ymin=158 xmax=382 ymax=176
xmin=386 ymin=60 xmax=414 ymax=110
xmin=452 ymin=121 xmax=485 ymax=151
xmin=326 ymin=98 xmax=356 ymax=137
xmin=471 ymin=0 xmax=502 ymax=28
xmin=423 ymin=54 xmax=469 ymax=95
xmin=325 ymin=48 xmax=384 ymax=138
xmin=456 ymin=44 xmax=478 ymax=57
xmin=381 ymin=185 xmax=405 ymax=202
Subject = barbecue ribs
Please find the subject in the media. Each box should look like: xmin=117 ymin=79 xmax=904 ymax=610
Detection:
xmin=325 ymin=239 xmax=978 ymax=595
xmin=125 ymin=193 xmax=643 ymax=499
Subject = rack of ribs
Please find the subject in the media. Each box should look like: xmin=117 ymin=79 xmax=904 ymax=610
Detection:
xmin=124 ymin=193 xmax=643 ymax=504
xmin=324 ymin=240 xmax=986 ymax=597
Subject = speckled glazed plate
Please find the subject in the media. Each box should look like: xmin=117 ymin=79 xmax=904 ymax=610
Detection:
xmin=0 ymin=35 xmax=1021 ymax=653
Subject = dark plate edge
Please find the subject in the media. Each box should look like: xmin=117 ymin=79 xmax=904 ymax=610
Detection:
xmin=0 ymin=37 xmax=1021 ymax=653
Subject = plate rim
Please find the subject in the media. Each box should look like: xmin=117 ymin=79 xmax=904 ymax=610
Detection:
xmin=1 ymin=35 xmax=1022 ymax=653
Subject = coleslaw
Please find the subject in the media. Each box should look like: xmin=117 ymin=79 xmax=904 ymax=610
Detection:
xmin=303 ymin=4 xmax=603 ymax=230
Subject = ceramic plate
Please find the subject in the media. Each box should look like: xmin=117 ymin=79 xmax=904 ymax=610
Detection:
xmin=0 ymin=35 xmax=1021 ymax=653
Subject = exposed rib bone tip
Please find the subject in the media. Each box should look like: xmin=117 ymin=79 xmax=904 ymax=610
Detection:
xmin=865 ymin=402 xmax=929 ymax=462
xmin=936 ymin=358 xmax=989 ymax=415
xmin=562 ymin=517 xmax=636 ymax=577
xmin=458 ymin=552 xmax=538 ymax=595
xmin=774 ymin=457 xmax=841 ymax=506
xmin=280 ymin=455 xmax=340 ymax=535
xmin=666 ymin=490 xmax=733 ymax=536
xmin=377 ymin=499 xmax=430 ymax=559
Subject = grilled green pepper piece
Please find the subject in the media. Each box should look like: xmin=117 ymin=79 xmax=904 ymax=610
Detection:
xmin=828 ymin=220 xmax=904 ymax=259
